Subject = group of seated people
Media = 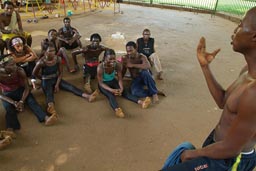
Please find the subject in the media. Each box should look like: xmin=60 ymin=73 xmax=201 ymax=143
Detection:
xmin=0 ymin=2 xmax=255 ymax=171
xmin=0 ymin=1 xmax=165 ymax=150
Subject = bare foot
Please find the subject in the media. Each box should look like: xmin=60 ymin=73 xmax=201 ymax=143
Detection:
xmin=152 ymin=94 xmax=159 ymax=104
xmin=0 ymin=136 xmax=12 ymax=150
xmin=88 ymin=89 xmax=99 ymax=102
xmin=45 ymin=115 xmax=58 ymax=126
xmin=141 ymin=97 xmax=151 ymax=109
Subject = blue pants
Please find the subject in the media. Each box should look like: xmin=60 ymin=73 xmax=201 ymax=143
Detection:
xmin=131 ymin=70 xmax=158 ymax=98
xmin=2 ymin=87 xmax=47 ymax=130
xmin=98 ymin=79 xmax=139 ymax=110
xmin=42 ymin=78 xmax=84 ymax=104
xmin=161 ymin=130 xmax=256 ymax=171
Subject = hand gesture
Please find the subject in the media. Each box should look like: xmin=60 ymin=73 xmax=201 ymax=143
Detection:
xmin=111 ymin=89 xmax=121 ymax=96
xmin=197 ymin=37 xmax=220 ymax=67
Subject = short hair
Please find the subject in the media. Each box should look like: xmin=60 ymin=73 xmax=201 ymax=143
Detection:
xmin=4 ymin=1 xmax=14 ymax=7
xmin=90 ymin=33 xmax=102 ymax=42
xmin=126 ymin=41 xmax=136 ymax=48
xmin=143 ymin=28 xmax=150 ymax=33
xmin=48 ymin=29 xmax=57 ymax=35
xmin=103 ymin=49 xmax=115 ymax=61
xmin=63 ymin=17 xmax=71 ymax=22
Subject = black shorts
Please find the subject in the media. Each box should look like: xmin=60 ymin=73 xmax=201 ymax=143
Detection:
xmin=83 ymin=64 xmax=97 ymax=79
xmin=59 ymin=41 xmax=79 ymax=50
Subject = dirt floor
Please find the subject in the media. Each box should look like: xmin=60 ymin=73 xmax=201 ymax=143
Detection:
xmin=0 ymin=4 xmax=249 ymax=171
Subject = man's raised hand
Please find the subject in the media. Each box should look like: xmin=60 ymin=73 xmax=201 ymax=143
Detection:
xmin=197 ymin=37 xmax=220 ymax=66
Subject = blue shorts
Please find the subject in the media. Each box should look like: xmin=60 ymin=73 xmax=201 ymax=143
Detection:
xmin=161 ymin=130 xmax=256 ymax=171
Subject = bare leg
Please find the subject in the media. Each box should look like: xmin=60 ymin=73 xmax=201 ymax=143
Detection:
xmin=59 ymin=48 xmax=75 ymax=73
xmin=84 ymin=75 xmax=92 ymax=93
xmin=77 ymin=39 xmax=82 ymax=48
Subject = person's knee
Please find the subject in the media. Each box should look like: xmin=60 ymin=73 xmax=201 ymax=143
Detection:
xmin=26 ymin=94 xmax=37 ymax=105
xmin=130 ymin=87 xmax=139 ymax=96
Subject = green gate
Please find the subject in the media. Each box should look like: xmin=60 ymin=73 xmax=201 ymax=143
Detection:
xmin=123 ymin=0 xmax=256 ymax=18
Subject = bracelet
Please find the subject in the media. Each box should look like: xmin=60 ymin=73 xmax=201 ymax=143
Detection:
xmin=19 ymin=100 xmax=24 ymax=104
xmin=31 ymin=79 xmax=36 ymax=83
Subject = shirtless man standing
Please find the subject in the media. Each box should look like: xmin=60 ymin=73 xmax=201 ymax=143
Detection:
xmin=161 ymin=7 xmax=256 ymax=171
xmin=0 ymin=1 xmax=32 ymax=47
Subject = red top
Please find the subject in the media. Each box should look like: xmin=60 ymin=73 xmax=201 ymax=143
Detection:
xmin=0 ymin=73 xmax=24 ymax=92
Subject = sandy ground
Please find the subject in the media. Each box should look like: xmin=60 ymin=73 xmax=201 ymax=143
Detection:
xmin=0 ymin=4 xmax=250 ymax=171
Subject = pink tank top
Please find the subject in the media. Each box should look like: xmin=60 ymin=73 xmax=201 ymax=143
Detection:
xmin=0 ymin=73 xmax=24 ymax=92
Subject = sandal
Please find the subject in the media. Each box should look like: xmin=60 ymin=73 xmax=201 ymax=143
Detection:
xmin=0 ymin=136 xmax=12 ymax=150
xmin=142 ymin=97 xmax=151 ymax=109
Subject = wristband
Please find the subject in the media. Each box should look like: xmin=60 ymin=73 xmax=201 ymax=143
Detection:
xmin=19 ymin=100 xmax=24 ymax=104
xmin=31 ymin=79 xmax=36 ymax=83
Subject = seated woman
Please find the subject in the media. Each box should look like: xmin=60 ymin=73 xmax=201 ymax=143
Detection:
xmin=41 ymin=29 xmax=75 ymax=73
xmin=32 ymin=43 xmax=98 ymax=117
xmin=97 ymin=49 xmax=151 ymax=118
xmin=0 ymin=54 xmax=57 ymax=132
xmin=7 ymin=36 xmax=38 ymax=89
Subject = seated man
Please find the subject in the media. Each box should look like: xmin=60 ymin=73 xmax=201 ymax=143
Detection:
xmin=122 ymin=41 xmax=159 ymax=103
xmin=0 ymin=54 xmax=57 ymax=134
xmin=72 ymin=33 xmax=107 ymax=93
xmin=41 ymin=29 xmax=75 ymax=73
xmin=160 ymin=6 xmax=256 ymax=171
xmin=57 ymin=17 xmax=82 ymax=50
xmin=136 ymin=28 xmax=163 ymax=80
xmin=0 ymin=1 xmax=32 ymax=48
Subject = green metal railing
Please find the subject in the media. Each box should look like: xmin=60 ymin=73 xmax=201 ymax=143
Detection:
xmin=123 ymin=0 xmax=256 ymax=18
